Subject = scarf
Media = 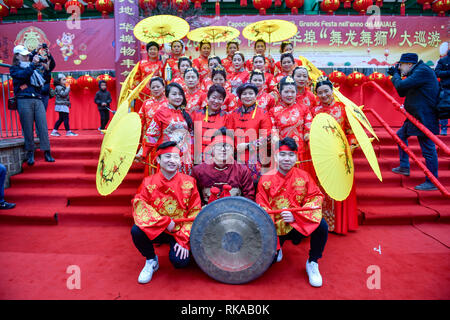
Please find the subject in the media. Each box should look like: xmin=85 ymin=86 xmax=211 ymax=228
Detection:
xmin=20 ymin=61 xmax=45 ymax=88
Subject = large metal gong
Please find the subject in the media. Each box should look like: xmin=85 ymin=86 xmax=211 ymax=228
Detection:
xmin=190 ymin=197 xmax=277 ymax=284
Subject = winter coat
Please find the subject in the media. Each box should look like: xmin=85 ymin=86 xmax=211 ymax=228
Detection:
xmin=94 ymin=89 xmax=112 ymax=110
xmin=391 ymin=60 xmax=440 ymax=136
xmin=435 ymin=52 xmax=450 ymax=89
xmin=54 ymin=85 xmax=71 ymax=106
xmin=9 ymin=64 xmax=42 ymax=99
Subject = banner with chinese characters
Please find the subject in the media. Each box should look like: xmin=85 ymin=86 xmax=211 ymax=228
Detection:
xmin=114 ymin=0 xmax=141 ymax=96
xmin=179 ymin=15 xmax=448 ymax=68
xmin=0 ymin=19 xmax=114 ymax=71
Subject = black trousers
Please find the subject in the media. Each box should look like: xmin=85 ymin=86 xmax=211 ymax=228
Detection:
xmin=53 ymin=112 xmax=70 ymax=131
xmin=131 ymin=224 xmax=190 ymax=269
xmin=275 ymin=218 xmax=328 ymax=264
xmin=99 ymin=109 xmax=110 ymax=130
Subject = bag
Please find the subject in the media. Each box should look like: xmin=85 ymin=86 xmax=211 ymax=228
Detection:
xmin=437 ymin=87 xmax=450 ymax=120
xmin=7 ymin=97 xmax=17 ymax=111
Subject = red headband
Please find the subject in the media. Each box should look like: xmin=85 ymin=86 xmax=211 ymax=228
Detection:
xmin=156 ymin=146 xmax=182 ymax=157
xmin=211 ymin=135 xmax=234 ymax=147
xmin=277 ymin=145 xmax=295 ymax=153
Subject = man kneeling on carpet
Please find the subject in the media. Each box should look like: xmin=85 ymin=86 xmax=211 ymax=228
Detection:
xmin=131 ymin=141 xmax=202 ymax=284
xmin=256 ymin=137 xmax=328 ymax=288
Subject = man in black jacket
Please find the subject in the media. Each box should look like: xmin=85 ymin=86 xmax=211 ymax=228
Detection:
xmin=388 ymin=53 xmax=440 ymax=191
xmin=435 ymin=45 xmax=449 ymax=136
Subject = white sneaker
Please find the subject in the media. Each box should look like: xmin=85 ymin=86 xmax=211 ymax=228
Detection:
xmin=305 ymin=260 xmax=323 ymax=287
xmin=276 ymin=248 xmax=283 ymax=262
xmin=50 ymin=130 xmax=60 ymax=137
xmin=138 ymin=256 xmax=159 ymax=284
xmin=66 ymin=131 xmax=78 ymax=136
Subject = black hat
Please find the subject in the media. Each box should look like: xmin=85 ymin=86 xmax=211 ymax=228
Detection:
xmin=399 ymin=53 xmax=418 ymax=64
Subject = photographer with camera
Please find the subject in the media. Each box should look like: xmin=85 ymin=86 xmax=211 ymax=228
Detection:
xmin=10 ymin=45 xmax=55 ymax=166
xmin=30 ymin=43 xmax=56 ymax=111
xmin=388 ymin=53 xmax=440 ymax=191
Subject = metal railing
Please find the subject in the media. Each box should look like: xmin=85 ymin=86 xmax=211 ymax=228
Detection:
xmin=361 ymin=81 xmax=449 ymax=198
xmin=1 ymin=63 xmax=22 ymax=138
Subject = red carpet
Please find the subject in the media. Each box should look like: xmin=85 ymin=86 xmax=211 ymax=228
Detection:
xmin=1 ymin=128 xmax=449 ymax=300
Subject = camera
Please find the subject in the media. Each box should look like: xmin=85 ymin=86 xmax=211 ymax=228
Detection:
xmin=42 ymin=43 xmax=48 ymax=49
xmin=38 ymin=55 xmax=47 ymax=63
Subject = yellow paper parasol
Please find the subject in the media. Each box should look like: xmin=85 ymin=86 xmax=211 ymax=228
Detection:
xmin=123 ymin=72 xmax=154 ymax=106
xmin=187 ymin=26 xmax=240 ymax=54
xmin=133 ymin=15 xmax=190 ymax=45
xmin=345 ymin=105 xmax=382 ymax=182
xmin=310 ymin=113 xmax=354 ymax=201
xmin=343 ymin=102 xmax=378 ymax=140
xmin=118 ymin=62 xmax=139 ymax=106
xmin=297 ymin=56 xmax=324 ymax=83
xmin=242 ymin=19 xmax=298 ymax=54
xmin=102 ymin=101 xmax=129 ymax=137
xmin=96 ymin=112 xmax=142 ymax=196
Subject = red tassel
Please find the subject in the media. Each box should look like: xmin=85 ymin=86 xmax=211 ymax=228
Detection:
xmin=222 ymin=185 xmax=232 ymax=198
xmin=10 ymin=8 xmax=18 ymax=14
xmin=275 ymin=0 xmax=282 ymax=6
xmin=55 ymin=3 xmax=62 ymax=11
xmin=37 ymin=12 xmax=42 ymax=21
xmin=195 ymin=1 xmax=201 ymax=9
xmin=260 ymin=8 xmax=266 ymax=15
xmin=376 ymin=0 xmax=383 ymax=7
xmin=344 ymin=1 xmax=351 ymax=8
xmin=240 ymin=0 xmax=247 ymax=7
xmin=400 ymin=2 xmax=405 ymax=15
xmin=88 ymin=2 xmax=94 ymax=9
xmin=215 ymin=0 xmax=220 ymax=16
xmin=208 ymin=187 xmax=220 ymax=203
xmin=292 ymin=7 xmax=298 ymax=14
xmin=423 ymin=3 xmax=431 ymax=10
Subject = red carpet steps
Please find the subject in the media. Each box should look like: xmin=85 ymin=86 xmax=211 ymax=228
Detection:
xmin=2 ymin=129 xmax=450 ymax=226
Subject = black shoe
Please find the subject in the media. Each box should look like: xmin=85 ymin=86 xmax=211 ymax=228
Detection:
xmin=0 ymin=201 xmax=16 ymax=210
xmin=414 ymin=182 xmax=438 ymax=191
xmin=26 ymin=151 xmax=35 ymax=166
xmin=392 ymin=166 xmax=410 ymax=176
xmin=44 ymin=151 xmax=55 ymax=162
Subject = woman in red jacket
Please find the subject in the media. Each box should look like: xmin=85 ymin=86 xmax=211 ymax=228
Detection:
xmin=192 ymin=40 xmax=211 ymax=83
xmin=183 ymin=67 xmax=207 ymax=114
xmin=229 ymin=52 xmax=250 ymax=95
xmin=249 ymin=70 xmax=276 ymax=112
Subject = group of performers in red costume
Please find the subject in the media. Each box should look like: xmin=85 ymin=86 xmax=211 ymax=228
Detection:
xmin=130 ymin=39 xmax=359 ymax=287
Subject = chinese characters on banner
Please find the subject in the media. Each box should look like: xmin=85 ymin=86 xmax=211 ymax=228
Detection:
xmin=114 ymin=0 xmax=140 ymax=96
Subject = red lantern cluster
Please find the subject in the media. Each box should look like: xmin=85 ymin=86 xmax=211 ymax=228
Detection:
xmin=192 ymin=0 xmax=205 ymax=9
xmin=432 ymin=0 xmax=449 ymax=16
xmin=328 ymin=71 xmax=347 ymax=87
xmin=347 ymin=71 xmax=366 ymax=86
xmin=95 ymin=0 xmax=113 ymax=18
xmin=4 ymin=0 xmax=23 ymax=14
xmin=50 ymin=0 xmax=67 ymax=11
xmin=0 ymin=3 xmax=9 ymax=22
xmin=253 ymin=0 xmax=272 ymax=15
xmin=172 ymin=0 xmax=189 ymax=13
xmin=286 ymin=0 xmax=304 ymax=14
xmin=368 ymin=72 xmax=387 ymax=87
xmin=353 ymin=0 xmax=373 ymax=14
xmin=139 ymin=0 xmax=157 ymax=14
xmin=320 ymin=0 xmax=340 ymax=15
xmin=65 ymin=0 xmax=84 ymax=15
xmin=417 ymin=0 xmax=432 ymax=10
xmin=96 ymin=74 xmax=115 ymax=88
xmin=77 ymin=74 xmax=97 ymax=90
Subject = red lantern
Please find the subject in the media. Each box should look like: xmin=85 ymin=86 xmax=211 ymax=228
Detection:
xmin=95 ymin=0 xmax=113 ymax=18
xmin=253 ymin=0 xmax=272 ymax=14
xmin=347 ymin=71 xmax=366 ymax=87
xmin=65 ymin=76 xmax=77 ymax=90
xmin=320 ymin=0 xmax=340 ymax=15
xmin=400 ymin=0 xmax=405 ymax=15
xmin=328 ymin=71 xmax=347 ymax=87
xmin=0 ymin=3 xmax=9 ymax=22
xmin=172 ymin=0 xmax=190 ymax=13
xmin=65 ymin=0 xmax=84 ymax=15
xmin=432 ymin=0 xmax=448 ymax=16
xmin=240 ymin=0 xmax=247 ymax=7
xmin=215 ymin=0 xmax=220 ymax=16
xmin=353 ymin=0 xmax=372 ymax=14
xmin=4 ymin=0 xmax=23 ymax=14
xmin=77 ymin=74 xmax=97 ymax=90
xmin=139 ymin=0 xmax=157 ymax=14
xmin=192 ymin=0 xmax=205 ymax=9
xmin=340 ymin=0 xmax=352 ymax=8
xmin=50 ymin=0 xmax=67 ymax=11
xmin=417 ymin=0 xmax=432 ymax=10
xmin=96 ymin=74 xmax=115 ymax=88
xmin=286 ymin=0 xmax=304 ymax=14
xmin=32 ymin=1 xmax=46 ymax=21
xmin=368 ymin=72 xmax=387 ymax=87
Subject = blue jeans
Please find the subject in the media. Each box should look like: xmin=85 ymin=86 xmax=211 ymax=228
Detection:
xmin=131 ymin=224 xmax=190 ymax=269
xmin=396 ymin=126 xmax=439 ymax=183
xmin=17 ymin=98 xmax=51 ymax=152
xmin=0 ymin=164 xmax=6 ymax=202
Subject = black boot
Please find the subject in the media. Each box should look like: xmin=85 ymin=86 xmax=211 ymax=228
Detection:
xmin=44 ymin=150 xmax=55 ymax=162
xmin=26 ymin=151 xmax=35 ymax=166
